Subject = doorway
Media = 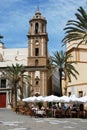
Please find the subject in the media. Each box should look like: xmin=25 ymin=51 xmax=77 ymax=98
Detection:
xmin=0 ymin=93 xmax=6 ymax=108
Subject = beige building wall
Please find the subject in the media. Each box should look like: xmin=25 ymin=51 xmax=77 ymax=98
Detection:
xmin=66 ymin=41 xmax=87 ymax=97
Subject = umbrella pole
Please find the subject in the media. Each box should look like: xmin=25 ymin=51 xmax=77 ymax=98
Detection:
xmin=52 ymin=102 xmax=53 ymax=117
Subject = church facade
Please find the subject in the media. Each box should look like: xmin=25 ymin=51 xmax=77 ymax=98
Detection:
xmin=0 ymin=10 xmax=52 ymax=108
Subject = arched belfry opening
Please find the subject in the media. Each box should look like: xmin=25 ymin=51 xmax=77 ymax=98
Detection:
xmin=42 ymin=23 xmax=44 ymax=33
xmin=35 ymin=23 xmax=39 ymax=34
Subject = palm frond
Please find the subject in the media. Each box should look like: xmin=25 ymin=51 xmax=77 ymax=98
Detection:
xmin=62 ymin=6 xmax=87 ymax=46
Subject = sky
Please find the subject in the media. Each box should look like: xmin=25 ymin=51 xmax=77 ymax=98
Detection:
xmin=0 ymin=0 xmax=87 ymax=55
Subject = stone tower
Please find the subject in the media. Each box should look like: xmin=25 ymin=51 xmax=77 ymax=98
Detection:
xmin=27 ymin=9 xmax=49 ymax=96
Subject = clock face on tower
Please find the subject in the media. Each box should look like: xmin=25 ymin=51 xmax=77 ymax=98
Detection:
xmin=35 ymin=41 xmax=39 ymax=45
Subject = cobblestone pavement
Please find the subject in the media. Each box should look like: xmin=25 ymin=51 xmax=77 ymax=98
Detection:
xmin=0 ymin=109 xmax=87 ymax=130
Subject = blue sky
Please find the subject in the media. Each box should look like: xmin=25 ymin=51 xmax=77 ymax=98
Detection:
xmin=0 ymin=0 xmax=87 ymax=55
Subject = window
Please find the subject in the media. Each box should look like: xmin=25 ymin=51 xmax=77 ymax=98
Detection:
xmin=35 ymin=48 xmax=39 ymax=56
xmin=35 ymin=93 xmax=40 ymax=97
xmin=1 ymin=79 xmax=6 ymax=88
xmin=35 ymin=23 xmax=38 ymax=34
xmin=35 ymin=76 xmax=39 ymax=85
xmin=68 ymin=92 xmax=71 ymax=97
xmin=42 ymin=23 xmax=44 ymax=33
xmin=36 ymin=80 xmax=39 ymax=85
xmin=35 ymin=59 xmax=38 ymax=66
xmin=31 ymin=23 xmax=33 ymax=29
xmin=78 ymin=91 xmax=83 ymax=97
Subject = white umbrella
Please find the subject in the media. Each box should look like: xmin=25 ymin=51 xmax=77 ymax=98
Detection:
xmin=44 ymin=95 xmax=60 ymax=102
xmin=34 ymin=96 xmax=45 ymax=102
xmin=59 ymin=95 xmax=70 ymax=103
xmin=22 ymin=97 xmax=31 ymax=102
xmin=22 ymin=96 xmax=45 ymax=102
xmin=79 ymin=96 xmax=87 ymax=103
xmin=69 ymin=94 xmax=79 ymax=102
xmin=22 ymin=96 xmax=37 ymax=102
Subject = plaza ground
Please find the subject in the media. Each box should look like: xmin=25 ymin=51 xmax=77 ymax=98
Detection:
xmin=0 ymin=108 xmax=87 ymax=130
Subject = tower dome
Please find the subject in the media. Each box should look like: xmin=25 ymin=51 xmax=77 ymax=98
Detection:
xmin=35 ymin=8 xmax=41 ymax=16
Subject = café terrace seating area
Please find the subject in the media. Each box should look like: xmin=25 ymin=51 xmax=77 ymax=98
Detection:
xmin=12 ymin=95 xmax=87 ymax=118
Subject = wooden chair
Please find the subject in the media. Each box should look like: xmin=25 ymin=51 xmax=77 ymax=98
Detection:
xmin=61 ymin=109 xmax=66 ymax=118
xmin=18 ymin=106 xmax=25 ymax=115
xmin=65 ymin=108 xmax=72 ymax=118
xmin=55 ymin=109 xmax=61 ymax=118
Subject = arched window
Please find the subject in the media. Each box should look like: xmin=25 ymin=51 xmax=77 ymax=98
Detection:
xmin=35 ymin=23 xmax=39 ymax=34
xmin=36 ymin=80 xmax=39 ymax=85
xmin=1 ymin=79 xmax=6 ymax=88
xmin=42 ymin=23 xmax=44 ymax=33
xmin=35 ymin=48 xmax=39 ymax=56
xmin=30 ymin=23 xmax=33 ymax=29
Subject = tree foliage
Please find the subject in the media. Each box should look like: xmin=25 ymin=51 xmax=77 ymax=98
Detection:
xmin=51 ymin=50 xmax=79 ymax=96
xmin=62 ymin=7 xmax=87 ymax=46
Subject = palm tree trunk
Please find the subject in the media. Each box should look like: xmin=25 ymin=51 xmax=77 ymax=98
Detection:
xmin=59 ymin=69 xmax=62 ymax=97
xmin=14 ymin=83 xmax=17 ymax=108
xmin=11 ymin=87 xmax=14 ymax=108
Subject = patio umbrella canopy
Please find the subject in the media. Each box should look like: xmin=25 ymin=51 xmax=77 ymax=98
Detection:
xmin=59 ymin=95 xmax=70 ymax=103
xmin=79 ymin=96 xmax=87 ymax=103
xmin=22 ymin=96 xmax=37 ymax=102
xmin=44 ymin=95 xmax=60 ymax=102
xmin=22 ymin=95 xmax=60 ymax=103
xmin=22 ymin=95 xmax=86 ymax=103
xmin=22 ymin=96 xmax=45 ymax=103
xmin=35 ymin=96 xmax=45 ymax=102
xmin=69 ymin=94 xmax=80 ymax=103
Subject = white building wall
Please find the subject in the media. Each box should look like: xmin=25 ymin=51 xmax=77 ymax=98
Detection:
xmin=0 ymin=48 xmax=28 ymax=67
xmin=0 ymin=43 xmax=28 ymax=108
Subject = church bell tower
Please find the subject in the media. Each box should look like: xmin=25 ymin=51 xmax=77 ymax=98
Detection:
xmin=27 ymin=9 xmax=49 ymax=96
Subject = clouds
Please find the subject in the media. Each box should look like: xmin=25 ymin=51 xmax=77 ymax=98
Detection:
xmin=0 ymin=0 xmax=87 ymax=53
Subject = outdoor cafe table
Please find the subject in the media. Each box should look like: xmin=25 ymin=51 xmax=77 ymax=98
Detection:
xmin=35 ymin=110 xmax=46 ymax=117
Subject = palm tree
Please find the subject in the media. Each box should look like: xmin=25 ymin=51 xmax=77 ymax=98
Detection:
xmin=51 ymin=50 xmax=79 ymax=96
xmin=62 ymin=6 xmax=87 ymax=46
xmin=6 ymin=63 xmax=25 ymax=108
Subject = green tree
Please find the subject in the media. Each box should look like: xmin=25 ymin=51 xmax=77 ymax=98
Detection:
xmin=51 ymin=50 xmax=79 ymax=96
xmin=6 ymin=63 xmax=25 ymax=108
xmin=62 ymin=7 xmax=87 ymax=46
